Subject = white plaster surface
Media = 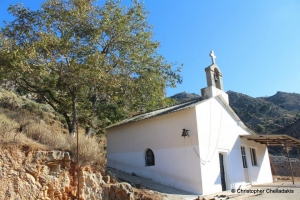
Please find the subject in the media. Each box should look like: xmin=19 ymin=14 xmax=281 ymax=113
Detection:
xmin=107 ymin=108 xmax=203 ymax=194
xmin=107 ymin=96 xmax=273 ymax=195
xmin=201 ymin=86 xmax=229 ymax=104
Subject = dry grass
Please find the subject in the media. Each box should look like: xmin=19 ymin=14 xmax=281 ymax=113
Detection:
xmin=0 ymin=113 xmax=19 ymax=135
xmin=0 ymin=87 xmax=106 ymax=166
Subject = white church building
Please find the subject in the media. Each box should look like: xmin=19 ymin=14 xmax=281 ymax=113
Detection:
xmin=106 ymin=51 xmax=273 ymax=195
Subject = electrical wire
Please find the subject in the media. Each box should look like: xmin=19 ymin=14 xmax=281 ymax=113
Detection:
xmin=207 ymin=104 xmax=223 ymax=162
xmin=194 ymin=99 xmax=223 ymax=164
xmin=205 ymin=100 xmax=213 ymax=162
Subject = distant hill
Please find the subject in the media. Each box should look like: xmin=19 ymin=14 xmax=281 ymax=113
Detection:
xmin=227 ymin=91 xmax=298 ymax=134
xmin=170 ymin=91 xmax=300 ymax=139
xmin=259 ymin=91 xmax=300 ymax=113
xmin=275 ymin=119 xmax=300 ymax=139
xmin=169 ymin=92 xmax=201 ymax=103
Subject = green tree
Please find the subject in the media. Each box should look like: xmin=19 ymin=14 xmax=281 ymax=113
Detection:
xmin=0 ymin=0 xmax=181 ymax=135
xmin=256 ymin=124 xmax=265 ymax=133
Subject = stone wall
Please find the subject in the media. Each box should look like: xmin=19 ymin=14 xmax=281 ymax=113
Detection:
xmin=269 ymin=155 xmax=300 ymax=177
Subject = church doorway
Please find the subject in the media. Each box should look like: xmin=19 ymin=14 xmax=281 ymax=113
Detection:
xmin=219 ymin=153 xmax=227 ymax=191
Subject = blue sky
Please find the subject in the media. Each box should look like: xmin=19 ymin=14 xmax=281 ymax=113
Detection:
xmin=1 ymin=0 xmax=300 ymax=98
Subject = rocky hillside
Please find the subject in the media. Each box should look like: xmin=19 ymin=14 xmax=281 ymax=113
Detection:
xmin=260 ymin=91 xmax=300 ymax=113
xmin=169 ymin=92 xmax=201 ymax=103
xmin=0 ymin=87 xmax=163 ymax=200
xmin=227 ymin=91 xmax=298 ymax=134
xmin=0 ymin=147 xmax=161 ymax=200
xmin=170 ymin=91 xmax=300 ymax=138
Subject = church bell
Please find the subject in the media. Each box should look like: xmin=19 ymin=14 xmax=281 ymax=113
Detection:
xmin=214 ymin=74 xmax=218 ymax=82
xmin=181 ymin=129 xmax=189 ymax=137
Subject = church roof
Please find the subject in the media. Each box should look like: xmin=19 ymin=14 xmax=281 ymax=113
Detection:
xmin=107 ymin=97 xmax=204 ymax=129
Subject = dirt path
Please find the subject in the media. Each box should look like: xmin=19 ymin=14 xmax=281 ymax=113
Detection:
xmin=108 ymin=168 xmax=199 ymax=200
xmin=109 ymin=169 xmax=300 ymax=200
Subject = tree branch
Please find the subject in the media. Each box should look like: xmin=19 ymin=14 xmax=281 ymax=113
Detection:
xmin=18 ymin=78 xmax=62 ymax=105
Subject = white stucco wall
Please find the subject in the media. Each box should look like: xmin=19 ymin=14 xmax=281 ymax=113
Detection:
xmin=195 ymin=97 xmax=272 ymax=195
xmin=107 ymin=96 xmax=273 ymax=196
xmin=107 ymin=108 xmax=203 ymax=194
xmin=240 ymin=138 xmax=273 ymax=185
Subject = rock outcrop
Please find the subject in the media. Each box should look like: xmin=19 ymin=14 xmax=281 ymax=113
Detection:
xmin=0 ymin=147 xmax=134 ymax=200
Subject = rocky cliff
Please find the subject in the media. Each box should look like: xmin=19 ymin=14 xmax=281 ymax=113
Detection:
xmin=0 ymin=147 xmax=136 ymax=200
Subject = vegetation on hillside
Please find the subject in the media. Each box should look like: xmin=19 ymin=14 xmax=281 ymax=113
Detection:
xmin=227 ymin=91 xmax=299 ymax=134
xmin=170 ymin=91 xmax=300 ymax=139
xmin=260 ymin=91 xmax=300 ymax=112
xmin=0 ymin=0 xmax=181 ymax=136
xmin=169 ymin=92 xmax=201 ymax=102
xmin=0 ymin=87 xmax=106 ymax=166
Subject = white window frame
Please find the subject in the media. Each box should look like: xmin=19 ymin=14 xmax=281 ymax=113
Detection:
xmin=250 ymin=147 xmax=258 ymax=166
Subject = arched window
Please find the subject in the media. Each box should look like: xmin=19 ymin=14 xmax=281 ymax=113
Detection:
xmin=145 ymin=149 xmax=155 ymax=166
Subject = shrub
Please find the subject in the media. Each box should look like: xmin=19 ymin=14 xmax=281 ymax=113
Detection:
xmin=259 ymin=104 xmax=269 ymax=112
xmin=40 ymin=104 xmax=53 ymax=112
xmin=256 ymin=124 xmax=265 ymax=133
xmin=0 ymin=88 xmax=105 ymax=165
xmin=25 ymin=101 xmax=39 ymax=112
xmin=0 ymin=113 xmax=19 ymax=134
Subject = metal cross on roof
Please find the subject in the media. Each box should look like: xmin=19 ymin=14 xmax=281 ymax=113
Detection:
xmin=209 ymin=50 xmax=216 ymax=64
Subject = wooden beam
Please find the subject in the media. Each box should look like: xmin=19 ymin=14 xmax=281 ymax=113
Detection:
xmin=285 ymin=146 xmax=294 ymax=185
xmin=241 ymin=135 xmax=300 ymax=147
xmin=298 ymin=148 xmax=300 ymax=166
xmin=247 ymin=138 xmax=288 ymax=141
xmin=260 ymin=142 xmax=283 ymax=145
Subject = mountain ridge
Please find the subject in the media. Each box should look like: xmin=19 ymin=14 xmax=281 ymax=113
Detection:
xmin=169 ymin=91 xmax=300 ymax=140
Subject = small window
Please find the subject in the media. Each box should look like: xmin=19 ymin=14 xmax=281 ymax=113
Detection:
xmin=241 ymin=146 xmax=248 ymax=168
xmin=145 ymin=149 xmax=155 ymax=166
xmin=250 ymin=148 xmax=257 ymax=166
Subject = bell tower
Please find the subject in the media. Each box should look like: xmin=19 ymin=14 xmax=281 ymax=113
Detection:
xmin=201 ymin=51 xmax=229 ymax=104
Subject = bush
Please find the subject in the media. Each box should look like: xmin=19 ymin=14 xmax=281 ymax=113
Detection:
xmin=0 ymin=87 xmax=105 ymax=165
xmin=25 ymin=101 xmax=39 ymax=112
xmin=0 ymin=113 xmax=19 ymax=134
xmin=259 ymin=104 xmax=269 ymax=112
xmin=0 ymin=108 xmax=104 ymax=165
xmin=40 ymin=104 xmax=54 ymax=113
xmin=14 ymin=87 xmax=30 ymax=96
xmin=256 ymin=124 xmax=265 ymax=133
xmin=12 ymin=118 xmax=104 ymax=165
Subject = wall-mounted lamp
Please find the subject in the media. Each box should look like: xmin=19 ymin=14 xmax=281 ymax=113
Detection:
xmin=182 ymin=129 xmax=189 ymax=138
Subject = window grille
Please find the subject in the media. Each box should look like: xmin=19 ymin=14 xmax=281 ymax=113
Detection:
xmin=241 ymin=146 xmax=248 ymax=168
xmin=250 ymin=148 xmax=257 ymax=166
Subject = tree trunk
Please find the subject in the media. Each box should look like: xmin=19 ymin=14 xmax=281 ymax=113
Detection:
xmin=62 ymin=112 xmax=73 ymax=135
